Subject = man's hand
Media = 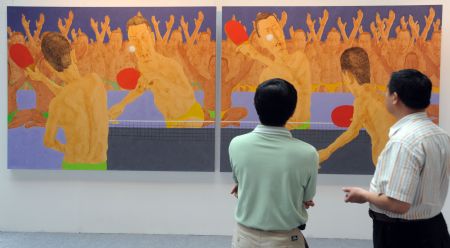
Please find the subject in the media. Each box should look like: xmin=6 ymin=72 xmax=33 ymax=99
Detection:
xmin=304 ymin=200 xmax=315 ymax=209
xmin=180 ymin=15 xmax=188 ymax=30
xmin=236 ymin=42 xmax=257 ymax=58
xmin=25 ymin=67 xmax=46 ymax=82
xmin=230 ymin=184 xmax=238 ymax=198
xmin=21 ymin=14 xmax=30 ymax=30
xmin=318 ymin=148 xmax=331 ymax=163
xmin=343 ymin=187 xmax=369 ymax=204
xmin=166 ymin=15 xmax=175 ymax=30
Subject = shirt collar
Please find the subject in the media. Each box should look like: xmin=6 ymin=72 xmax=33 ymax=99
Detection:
xmin=389 ymin=112 xmax=428 ymax=137
xmin=253 ymin=124 xmax=292 ymax=138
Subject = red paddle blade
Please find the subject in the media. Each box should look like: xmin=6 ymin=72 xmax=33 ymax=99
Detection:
xmin=331 ymin=105 xmax=354 ymax=128
xmin=9 ymin=43 xmax=34 ymax=69
xmin=116 ymin=68 xmax=140 ymax=90
xmin=224 ymin=20 xmax=249 ymax=45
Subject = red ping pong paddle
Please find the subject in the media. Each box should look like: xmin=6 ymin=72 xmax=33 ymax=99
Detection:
xmin=116 ymin=67 xmax=140 ymax=90
xmin=9 ymin=43 xmax=34 ymax=69
xmin=224 ymin=20 xmax=249 ymax=46
xmin=331 ymin=105 xmax=354 ymax=128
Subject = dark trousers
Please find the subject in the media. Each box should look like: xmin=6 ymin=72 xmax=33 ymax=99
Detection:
xmin=370 ymin=210 xmax=450 ymax=248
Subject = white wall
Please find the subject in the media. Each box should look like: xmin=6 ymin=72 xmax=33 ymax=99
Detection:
xmin=0 ymin=0 xmax=448 ymax=239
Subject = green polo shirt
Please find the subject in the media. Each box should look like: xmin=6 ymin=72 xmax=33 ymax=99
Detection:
xmin=229 ymin=124 xmax=318 ymax=231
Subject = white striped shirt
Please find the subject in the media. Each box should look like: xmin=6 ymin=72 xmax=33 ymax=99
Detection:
xmin=370 ymin=112 xmax=450 ymax=220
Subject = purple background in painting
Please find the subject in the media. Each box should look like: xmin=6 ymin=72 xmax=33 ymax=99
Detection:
xmin=222 ymin=5 xmax=442 ymax=41
xmin=232 ymin=92 xmax=439 ymax=125
xmin=8 ymin=90 xmax=206 ymax=169
xmin=8 ymin=6 xmax=216 ymax=42
xmin=8 ymin=90 xmax=439 ymax=169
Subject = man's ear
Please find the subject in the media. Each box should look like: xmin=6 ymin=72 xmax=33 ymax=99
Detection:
xmin=341 ymin=70 xmax=352 ymax=83
xmin=392 ymin=92 xmax=399 ymax=105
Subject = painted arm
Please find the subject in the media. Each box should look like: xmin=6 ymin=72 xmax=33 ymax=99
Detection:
xmin=280 ymin=11 xmax=287 ymax=29
xmin=90 ymin=15 xmax=109 ymax=44
xmin=33 ymin=13 xmax=45 ymax=42
xmin=57 ymin=10 xmax=74 ymax=39
xmin=370 ymin=22 xmax=381 ymax=44
xmin=420 ymin=7 xmax=435 ymax=41
xmin=180 ymin=16 xmax=192 ymax=46
xmin=108 ymin=78 xmax=147 ymax=120
xmin=236 ymin=42 xmax=282 ymax=70
xmin=318 ymin=104 xmax=364 ymax=163
xmin=151 ymin=16 xmax=164 ymax=42
xmin=162 ymin=15 xmax=175 ymax=44
xmin=317 ymin=9 xmax=329 ymax=41
xmin=191 ymin=11 xmax=204 ymax=44
xmin=408 ymin=15 xmax=420 ymax=41
xmin=21 ymin=14 xmax=37 ymax=47
xmin=377 ymin=11 xmax=395 ymax=44
xmin=347 ymin=9 xmax=364 ymax=45
xmin=44 ymin=100 xmax=65 ymax=153
xmin=433 ymin=18 xmax=441 ymax=33
xmin=337 ymin=17 xmax=349 ymax=43
xmin=25 ymin=67 xmax=62 ymax=95
xmin=306 ymin=13 xmax=318 ymax=42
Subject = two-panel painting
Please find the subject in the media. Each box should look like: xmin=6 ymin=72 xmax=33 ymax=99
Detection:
xmin=7 ymin=5 xmax=442 ymax=174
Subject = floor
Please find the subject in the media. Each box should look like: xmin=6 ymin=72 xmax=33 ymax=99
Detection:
xmin=0 ymin=232 xmax=372 ymax=248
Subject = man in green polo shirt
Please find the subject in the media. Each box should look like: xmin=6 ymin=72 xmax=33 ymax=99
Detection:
xmin=229 ymin=78 xmax=318 ymax=248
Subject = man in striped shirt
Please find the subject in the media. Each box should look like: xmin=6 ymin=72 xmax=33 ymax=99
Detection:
xmin=343 ymin=69 xmax=450 ymax=247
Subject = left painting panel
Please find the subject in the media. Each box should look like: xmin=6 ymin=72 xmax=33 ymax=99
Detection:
xmin=7 ymin=6 xmax=216 ymax=171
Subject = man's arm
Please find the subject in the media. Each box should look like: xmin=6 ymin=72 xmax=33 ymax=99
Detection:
xmin=151 ymin=16 xmax=164 ymax=42
xmin=343 ymin=141 xmax=423 ymax=214
xmin=25 ymin=67 xmax=62 ymax=95
xmin=343 ymin=187 xmax=411 ymax=214
xmin=162 ymin=15 xmax=175 ymax=44
xmin=109 ymin=75 xmax=155 ymax=120
xmin=342 ymin=187 xmax=411 ymax=214
xmin=304 ymin=152 xmax=318 ymax=202
xmin=318 ymin=104 xmax=364 ymax=163
xmin=44 ymin=100 xmax=65 ymax=153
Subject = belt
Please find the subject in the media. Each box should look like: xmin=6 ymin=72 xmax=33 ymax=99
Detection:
xmin=369 ymin=209 xmax=442 ymax=223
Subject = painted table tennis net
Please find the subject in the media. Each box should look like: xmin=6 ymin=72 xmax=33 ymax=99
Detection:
xmin=108 ymin=120 xmax=348 ymax=140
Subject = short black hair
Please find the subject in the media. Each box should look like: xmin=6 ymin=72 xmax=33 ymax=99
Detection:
xmin=388 ymin=69 xmax=432 ymax=110
xmin=254 ymin=78 xmax=297 ymax=126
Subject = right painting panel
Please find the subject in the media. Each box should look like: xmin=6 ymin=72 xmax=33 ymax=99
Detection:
xmin=220 ymin=5 xmax=442 ymax=174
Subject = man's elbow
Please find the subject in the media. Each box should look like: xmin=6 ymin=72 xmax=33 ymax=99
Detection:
xmin=390 ymin=202 xmax=411 ymax=214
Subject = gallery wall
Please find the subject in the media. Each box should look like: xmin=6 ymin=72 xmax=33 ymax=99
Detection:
xmin=1 ymin=0 xmax=449 ymax=239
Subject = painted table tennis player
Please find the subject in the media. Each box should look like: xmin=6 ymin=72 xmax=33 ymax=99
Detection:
xmin=225 ymin=13 xmax=312 ymax=129
xmin=109 ymin=12 xmax=204 ymax=128
xmin=25 ymin=32 xmax=109 ymax=170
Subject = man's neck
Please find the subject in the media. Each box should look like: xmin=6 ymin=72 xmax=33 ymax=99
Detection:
xmin=394 ymin=108 xmax=424 ymax=121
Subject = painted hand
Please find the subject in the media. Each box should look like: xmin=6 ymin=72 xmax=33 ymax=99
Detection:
xmin=25 ymin=67 xmax=46 ymax=83
xmin=236 ymin=42 xmax=256 ymax=58
xmin=318 ymin=149 xmax=331 ymax=163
